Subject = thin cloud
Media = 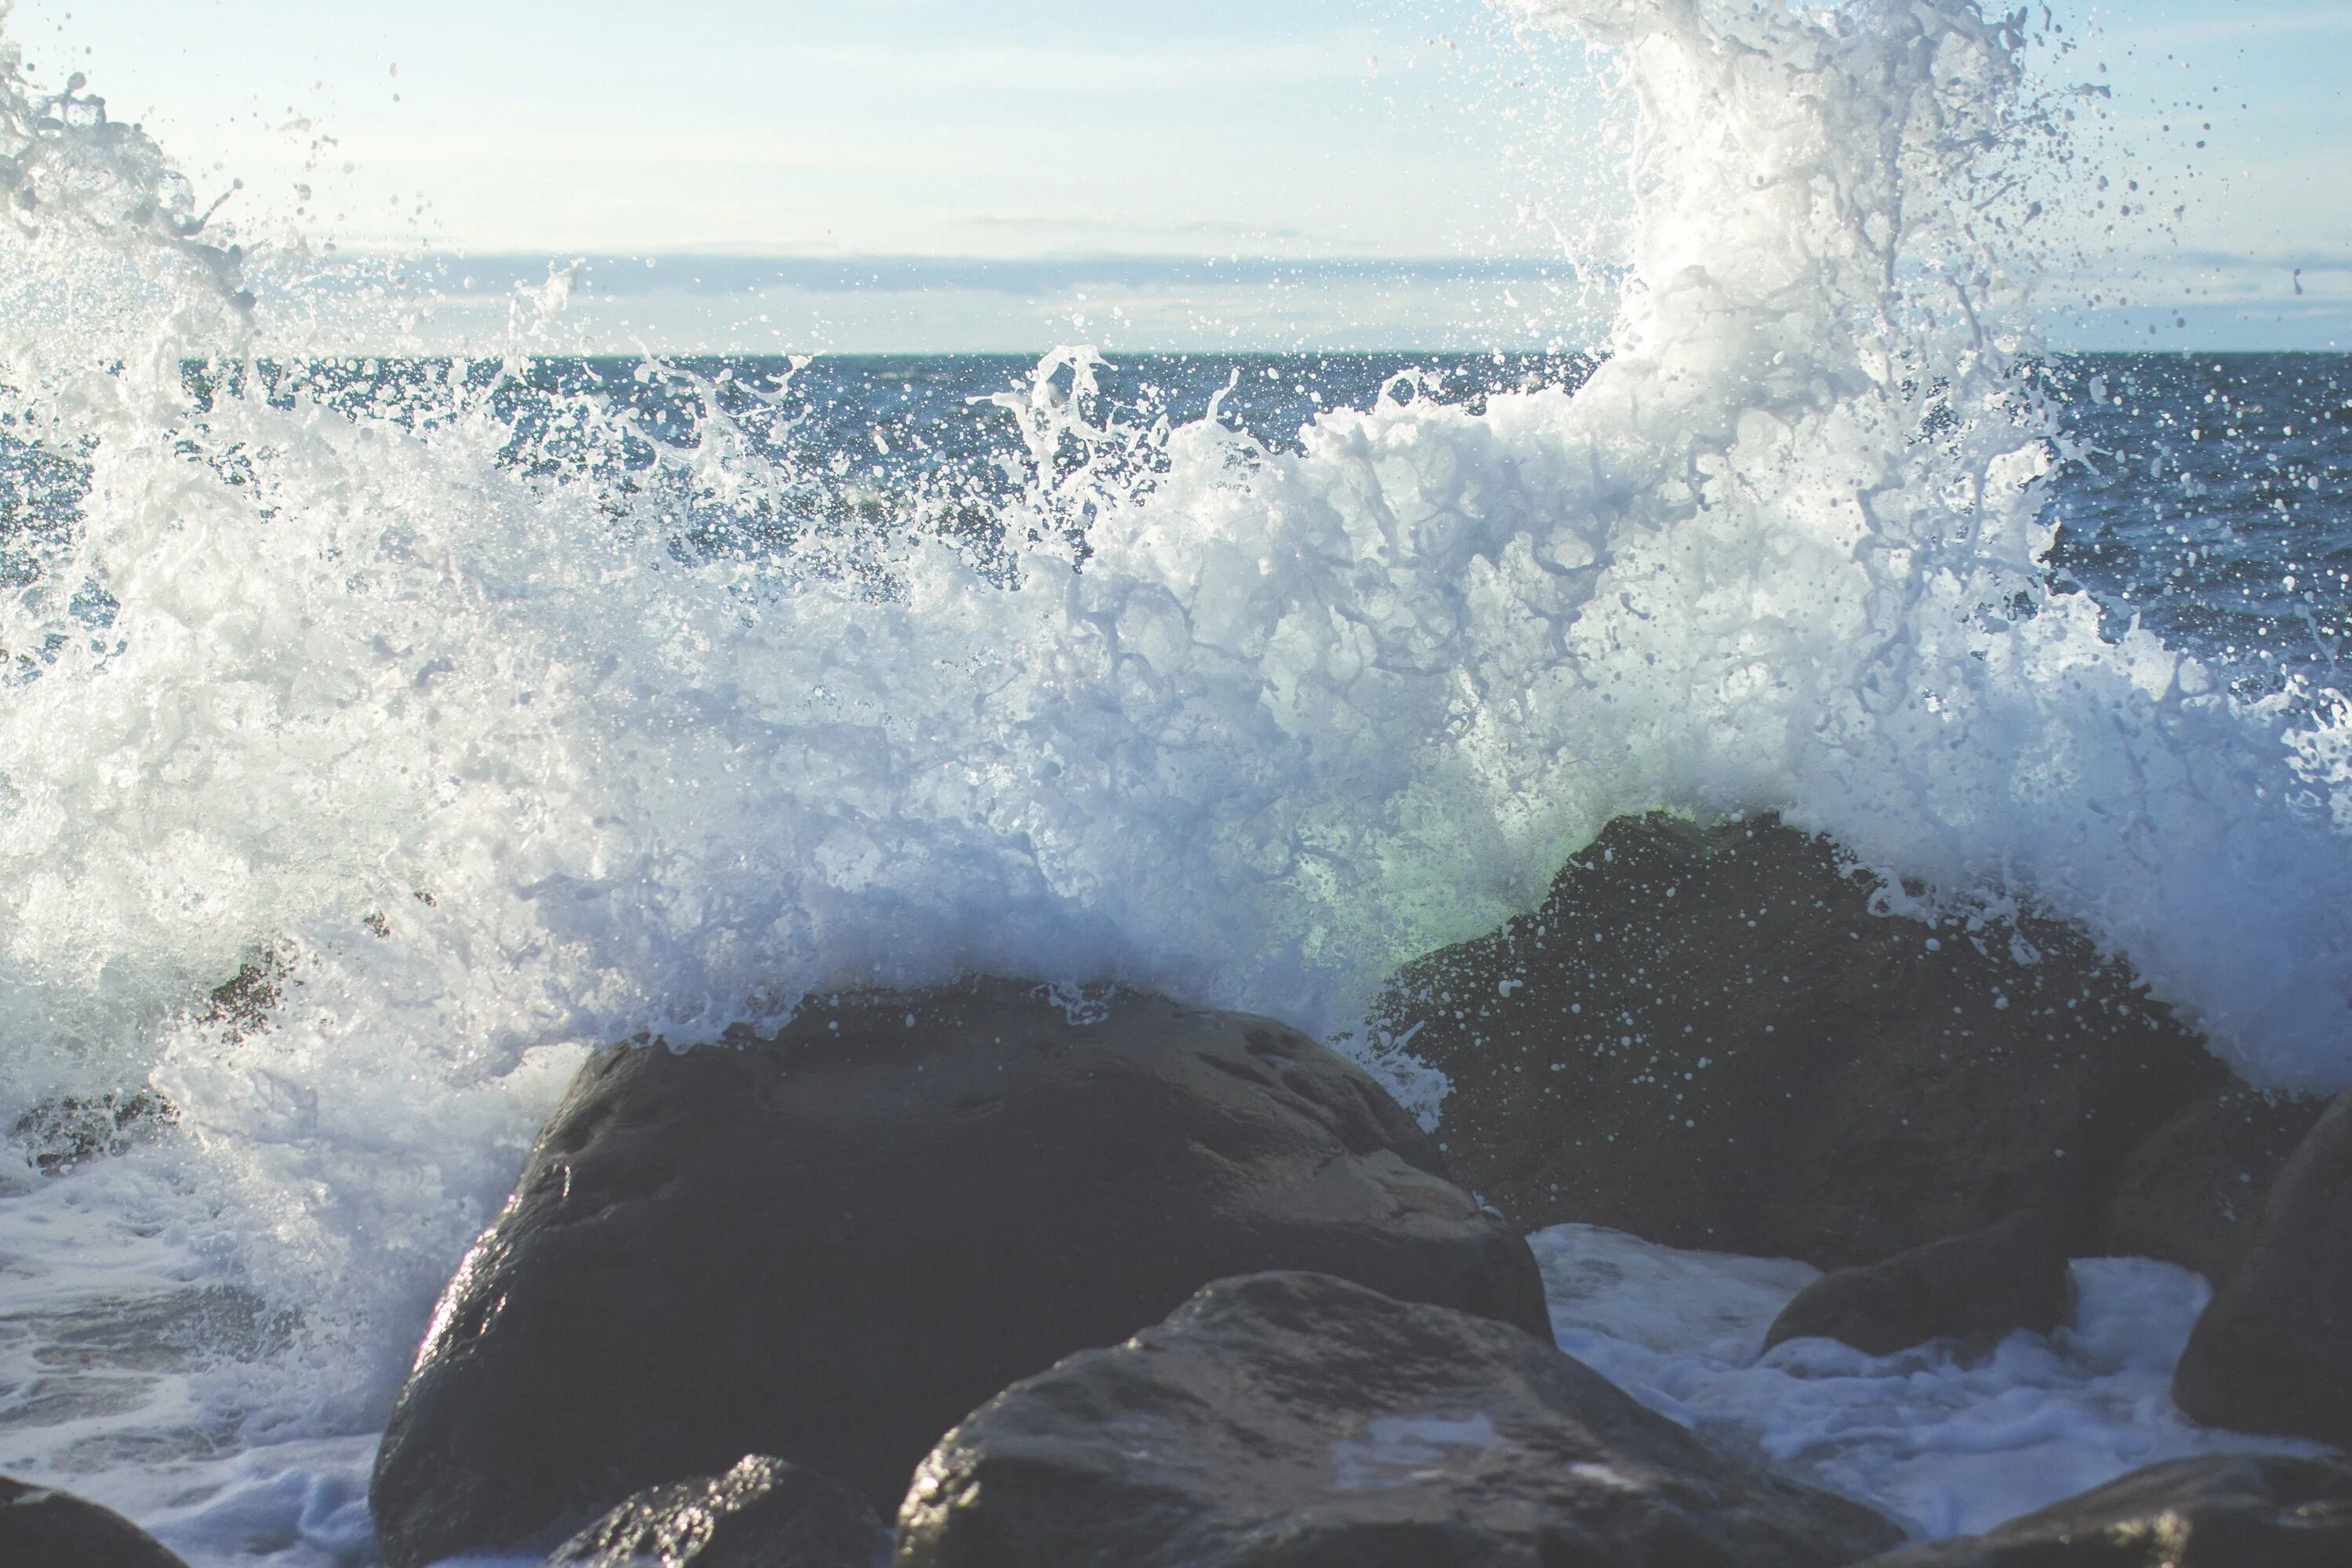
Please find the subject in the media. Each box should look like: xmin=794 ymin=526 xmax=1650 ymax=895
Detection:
xmin=771 ymin=38 xmax=1381 ymax=94
xmin=347 ymin=252 xmax=1591 ymax=301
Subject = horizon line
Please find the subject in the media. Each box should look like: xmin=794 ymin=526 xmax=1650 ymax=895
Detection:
xmin=280 ymin=251 xmax=1599 ymax=300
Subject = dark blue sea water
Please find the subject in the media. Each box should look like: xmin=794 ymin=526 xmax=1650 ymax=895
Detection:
xmin=2041 ymin=355 xmax=2352 ymax=692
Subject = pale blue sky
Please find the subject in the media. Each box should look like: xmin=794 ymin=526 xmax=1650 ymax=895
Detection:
xmin=8 ymin=0 xmax=2346 ymax=350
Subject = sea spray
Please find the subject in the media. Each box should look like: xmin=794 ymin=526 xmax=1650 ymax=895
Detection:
xmin=1 ymin=0 xmax=2350 ymax=1557
xmin=1476 ymin=0 xmax=2352 ymax=1083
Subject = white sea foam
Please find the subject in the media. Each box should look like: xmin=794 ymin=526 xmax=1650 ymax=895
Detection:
xmin=1530 ymin=1224 xmax=2326 ymax=1541
xmin=3 ymin=0 xmax=2351 ymax=1561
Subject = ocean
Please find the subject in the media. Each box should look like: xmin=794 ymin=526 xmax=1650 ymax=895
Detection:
xmin=5 ymin=0 xmax=2351 ymax=1563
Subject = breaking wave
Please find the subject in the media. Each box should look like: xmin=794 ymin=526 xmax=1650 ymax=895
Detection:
xmin=0 ymin=0 xmax=2347 ymax=1515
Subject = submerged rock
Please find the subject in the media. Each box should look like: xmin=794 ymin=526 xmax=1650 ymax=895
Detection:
xmin=1762 ymin=1210 xmax=2074 ymax=1357
xmin=2099 ymin=1086 xmax=2330 ymax=1290
xmin=8 ymin=1089 xmax=176 ymax=1174
xmin=0 ymin=1474 xmax=188 ymax=1568
xmin=2173 ymin=1085 xmax=2352 ymax=1449
xmin=898 ymin=1269 xmax=1905 ymax=1568
xmin=1851 ymin=1454 xmax=2352 ymax=1565
xmin=541 ymin=1455 xmax=887 ymax=1568
xmin=369 ymin=980 xmax=1547 ymax=1568
xmin=1376 ymin=812 xmax=2224 ymax=1267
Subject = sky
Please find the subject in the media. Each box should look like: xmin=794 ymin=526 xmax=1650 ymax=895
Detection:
xmin=5 ymin=0 xmax=2346 ymax=351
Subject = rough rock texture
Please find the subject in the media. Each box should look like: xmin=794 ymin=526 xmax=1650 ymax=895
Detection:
xmin=900 ymin=1270 xmax=1904 ymax=1568
xmin=1376 ymin=812 xmax=2226 ymax=1267
xmin=370 ymin=981 xmax=1548 ymax=1568
xmin=2173 ymin=1085 xmax=2352 ymax=1448
xmin=1851 ymin=1454 xmax=2352 ymax=1566
xmin=2098 ymin=1087 xmax=2329 ymax=1289
xmin=0 ymin=1474 xmax=188 ymax=1568
xmin=1762 ymin=1210 xmax=2075 ymax=1356
xmin=8 ymin=1090 xmax=176 ymax=1175
xmin=542 ymin=1455 xmax=887 ymax=1568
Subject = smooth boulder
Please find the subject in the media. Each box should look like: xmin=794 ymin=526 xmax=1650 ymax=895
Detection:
xmin=542 ymin=1455 xmax=887 ymax=1568
xmin=1852 ymin=1454 xmax=2352 ymax=1565
xmin=2099 ymin=1086 xmax=2328 ymax=1289
xmin=899 ymin=1269 xmax=1905 ymax=1568
xmin=0 ymin=1475 xmax=188 ymax=1568
xmin=2172 ymin=1085 xmax=2352 ymax=1448
xmin=370 ymin=980 xmax=1549 ymax=1568
xmin=1376 ymin=812 xmax=2224 ymax=1267
xmin=1763 ymin=1210 xmax=2074 ymax=1356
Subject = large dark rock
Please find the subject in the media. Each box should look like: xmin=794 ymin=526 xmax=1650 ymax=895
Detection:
xmin=370 ymin=980 xmax=1548 ymax=1568
xmin=542 ymin=1454 xmax=887 ymax=1568
xmin=2099 ymin=1086 xmax=2329 ymax=1289
xmin=2173 ymin=1085 xmax=2352 ymax=1448
xmin=1851 ymin=1454 xmax=2352 ymax=1565
xmin=1763 ymin=1210 xmax=2074 ymax=1356
xmin=0 ymin=1474 xmax=187 ymax=1568
xmin=899 ymin=1269 xmax=1905 ymax=1567
xmin=1374 ymin=812 xmax=2226 ymax=1267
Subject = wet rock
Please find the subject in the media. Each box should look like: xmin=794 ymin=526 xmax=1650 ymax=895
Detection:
xmin=2099 ymin=1086 xmax=2329 ymax=1289
xmin=9 ymin=1090 xmax=176 ymax=1174
xmin=2173 ymin=1086 xmax=2352 ymax=1448
xmin=1851 ymin=1454 xmax=2352 ymax=1566
xmin=899 ymin=1269 xmax=1904 ymax=1568
xmin=198 ymin=948 xmax=289 ymax=1039
xmin=0 ymin=1473 xmax=188 ymax=1568
xmin=370 ymin=980 xmax=1548 ymax=1568
xmin=1375 ymin=812 xmax=2225 ymax=1267
xmin=542 ymin=1454 xmax=887 ymax=1568
xmin=1762 ymin=1210 xmax=2074 ymax=1356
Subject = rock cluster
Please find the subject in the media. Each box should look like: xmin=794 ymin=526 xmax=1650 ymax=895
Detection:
xmin=1394 ymin=812 xmax=2352 ymax=1461
xmin=368 ymin=980 xmax=1548 ymax=1566
xmin=132 ymin=808 xmax=2332 ymax=1567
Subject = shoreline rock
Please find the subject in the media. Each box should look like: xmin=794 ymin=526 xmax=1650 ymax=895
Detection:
xmin=900 ymin=1269 xmax=1906 ymax=1567
xmin=1851 ymin=1453 xmax=2352 ymax=1565
xmin=1374 ymin=812 xmax=2227 ymax=1268
xmin=2172 ymin=1085 xmax=2352 ymax=1450
xmin=541 ymin=1455 xmax=887 ymax=1568
xmin=369 ymin=980 xmax=1546 ymax=1567
xmin=0 ymin=1475 xmax=188 ymax=1568
xmin=1762 ymin=1210 xmax=2074 ymax=1358
xmin=2099 ymin=1085 xmax=2329 ymax=1290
